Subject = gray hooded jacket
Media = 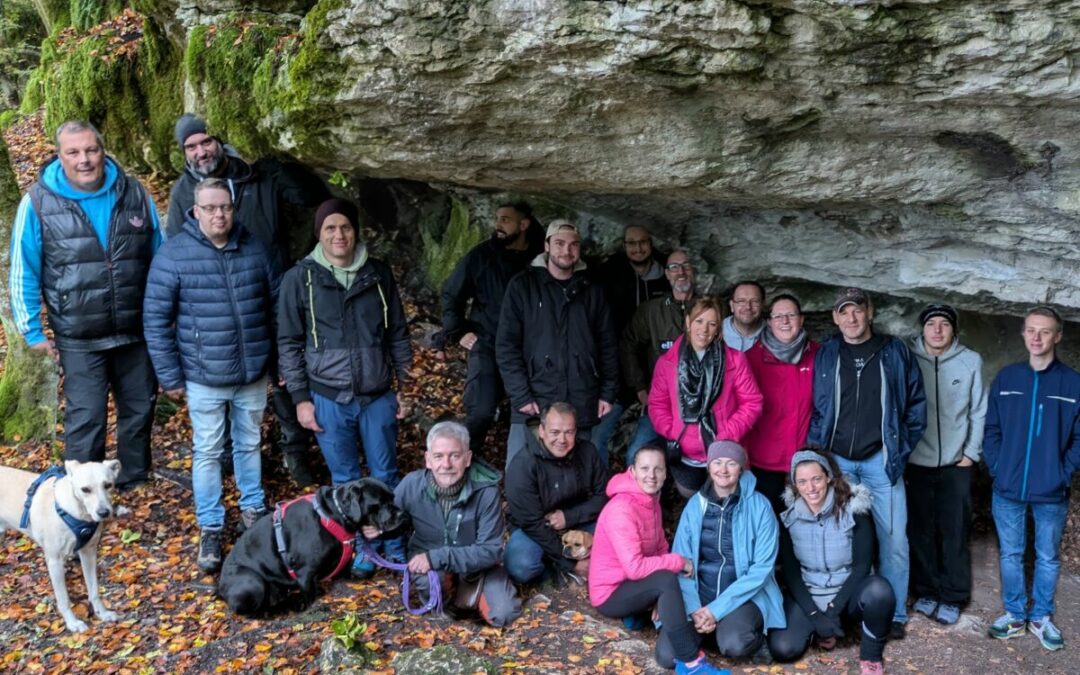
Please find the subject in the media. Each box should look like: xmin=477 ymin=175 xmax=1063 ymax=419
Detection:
xmin=910 ymin=337 xmax=987 ymax=467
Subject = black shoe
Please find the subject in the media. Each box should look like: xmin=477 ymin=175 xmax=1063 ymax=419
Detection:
xmin=197 ymin=529 xmax=223 ymax=573
xmin=890 ymin=621 xmax=907 ymax=640
xmin=283 ymin=450 xmax=316 ymax=488
xmin=751 ymin=642 xmax=773 ymax=665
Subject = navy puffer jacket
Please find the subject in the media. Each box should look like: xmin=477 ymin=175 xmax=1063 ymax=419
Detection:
xmin=143 ymin=215 xmax=280 ymax=390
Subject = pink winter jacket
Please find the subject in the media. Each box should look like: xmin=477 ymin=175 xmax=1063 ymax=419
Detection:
xmin=648 ymin=335 xmax=764 ymax=464
xmin=742 ymin=339 xmax=820 ymax=472
xmin=588 ymin=469 xmax=685 ymax=607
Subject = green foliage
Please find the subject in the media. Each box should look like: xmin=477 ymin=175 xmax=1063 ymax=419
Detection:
xmin=420 ymin=197 xmax=484 ymax=291
xmin=0 ymin=0 xmax=45 ymax=110
xmin=330 ymin=614 xmax=367 ymax=652
xmin=0 ymin=317 xmax=57 ymax=441
xmin=30 ymin=16 xmax=181 ymax=172
xmin=69 ymin=0 xmax=124 ymax=31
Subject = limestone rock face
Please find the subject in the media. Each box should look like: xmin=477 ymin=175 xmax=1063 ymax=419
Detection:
xmin=162 ymin=0 xmax=1080 ymax=319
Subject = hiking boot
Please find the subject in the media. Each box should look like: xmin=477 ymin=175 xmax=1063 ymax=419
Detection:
xmin=239 ymin=507 xmax=269 ymax=534
xmin=889 ymin=621 xmax=906 ymax=640
xmin=351 ymin=551 xmax=376 ymax=580
xmin=934 ymin=603 xmax=961 ymax=625
xmin=674 ymin=651 xmax=730 ymax=675
xmin=283 ymin=450 xmax=316 ymax=488
xmin=1029 ymin=616 xmax=1064 ymax=651
xmin=912 ymin=597 xmax=938 ymax=618
xmin=859 ymin=660 xmax=884 ymax=675
xmin=197 ymin=529 xmax=223 ymax=573
xmin=988 ymin=613 xmax=1026 ymax=640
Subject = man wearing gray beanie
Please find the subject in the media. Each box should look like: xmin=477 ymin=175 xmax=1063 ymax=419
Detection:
xmin=906 ymin=304 xmax=986 ymax=626
xmin=166 ymin=113 xmax=331 ymax=486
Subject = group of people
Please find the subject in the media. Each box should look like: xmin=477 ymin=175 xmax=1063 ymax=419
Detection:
xmin=9 ymin=117 xmax=1080 ymax=672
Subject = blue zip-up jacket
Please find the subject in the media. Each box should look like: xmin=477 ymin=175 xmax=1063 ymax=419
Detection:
xmin=983 ymin=358 xmax=1080 ymax=503
xmin=672 ymin=469 xmax=785 ymax=631
xmin=9 ymin=157 xmax=163 ymax=346
xmin=807 ymin=333 xmax=927 ymax=484
xmin=143 ymin=214 xmax=279 ymax=390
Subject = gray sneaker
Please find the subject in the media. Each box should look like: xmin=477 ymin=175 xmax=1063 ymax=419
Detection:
xmin=197 ymin=529 xmax=223 ymax=573
xmin=239 ymin=507 xmax=269 ymax=533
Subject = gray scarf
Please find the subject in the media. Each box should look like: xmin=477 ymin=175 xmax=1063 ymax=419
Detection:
xmin=761 ymin=326 xmax=808 ymax=365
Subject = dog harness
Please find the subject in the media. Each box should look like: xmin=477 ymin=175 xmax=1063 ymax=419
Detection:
xmin=19 ymin=466 xmax=99 ymax=551
xmin=273 ymin=492 xmax=355 ymax=583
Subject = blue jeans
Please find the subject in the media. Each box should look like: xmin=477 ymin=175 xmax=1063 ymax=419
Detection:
xmin=625 ymin=413 xmax=660 ymax=465
xmin=834 ymin=451 xmax=909 ymax=623
xmin=187 ymin=378 xmax=268 ymax=530
xmin=504 ymin=522 xmax=596 ymax=584
xmin=312 ymin=390 xmax=400 ymax=487
xmin=590 ymin=401 xmax=625 ymax=467
xmin=991 ymin=493 xmax=1068 ymax=619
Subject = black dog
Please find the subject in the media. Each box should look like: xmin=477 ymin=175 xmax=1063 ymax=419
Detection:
xmin=217 ymin=478 xmax=404 ymax=615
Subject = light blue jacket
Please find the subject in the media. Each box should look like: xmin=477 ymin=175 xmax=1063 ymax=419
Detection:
xmin=672 ymin=469 xmax=785 ymax=631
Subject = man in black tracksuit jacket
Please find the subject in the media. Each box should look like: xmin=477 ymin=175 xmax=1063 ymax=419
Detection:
xmin=169 ymin=114 xmax=330 ymax=485
xmin=496 ymin=220 xmax=619 ymax=467
xmin=503 ymin=403 xmax=608 ymax=585
xmin=441 ymin=202 xmax=542 ymax=452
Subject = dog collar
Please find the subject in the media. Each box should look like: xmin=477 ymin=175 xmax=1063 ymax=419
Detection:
xmin=20 ymin=466 xmax=99 ymax=551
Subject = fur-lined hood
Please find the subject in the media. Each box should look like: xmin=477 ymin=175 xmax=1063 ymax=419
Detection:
xmin=780 ymin=482 xmax=871 ymax=527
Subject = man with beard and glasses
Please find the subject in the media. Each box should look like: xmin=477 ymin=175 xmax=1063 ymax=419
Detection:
xmin=166 ymin=114 xmax=330 ymax=487
xmin=618 ymin=250 xmax=699 ymax=463
xmin=441 ymin=202 xmax=543 ymax=452
xmin=497 ymin=220 xmax=618 ymax=466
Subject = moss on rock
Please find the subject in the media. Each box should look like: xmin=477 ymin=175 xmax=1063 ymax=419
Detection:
xmin=25 ymin=15 xmax=181 ymax=172
xmin=419 ymin=197 xmax=484 ymax=291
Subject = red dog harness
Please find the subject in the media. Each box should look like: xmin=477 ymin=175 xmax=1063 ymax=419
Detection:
xmin=272 ymin=493 xmax=355 ymax=583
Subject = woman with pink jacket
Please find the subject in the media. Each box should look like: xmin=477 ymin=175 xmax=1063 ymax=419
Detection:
xmin=590 ymin=445 xmax=730 ymax=675
xmin=649 ymin=297 xmax=764 ymax=497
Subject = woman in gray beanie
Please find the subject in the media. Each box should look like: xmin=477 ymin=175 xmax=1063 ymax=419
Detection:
xmin=767 ymin=449 xmax=895 ymax=675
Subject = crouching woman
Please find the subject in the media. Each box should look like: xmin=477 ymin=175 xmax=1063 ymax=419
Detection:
xmin=589 ymin=444 xmax=729 ymax=675
xmin=672 ymin=441 xmax=785 ymax=661
xmin=767 ymin=449 xmax=895 ymax=675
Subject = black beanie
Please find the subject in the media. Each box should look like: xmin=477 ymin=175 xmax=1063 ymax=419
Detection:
xmin=175 ymin=114 xmax=208 ymax=148
xmin=314 ymin=199 xmax=359 ymax=238
xmin=919 ymin=304 xmax=958 ymax=331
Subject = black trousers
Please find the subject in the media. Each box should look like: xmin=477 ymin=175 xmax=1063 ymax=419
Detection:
xmin=904 ymin=463 xmax=973 ymax=605
xmin=270 ymin=380 xmax=312 ymax=455
xmin=596 ymin=570 xmax=700 ymax=664
xmin=768 ymin=575 xmax=893 ymax=663
xmin=59 ymin=342 xmax=156 ymax=486
xmin=751 ymin=467 xmax=788 ymax=516
xmin=462 ymin=345 xmax=504 ymax=453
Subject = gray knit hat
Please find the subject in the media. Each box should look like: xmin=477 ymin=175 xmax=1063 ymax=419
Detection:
xmin=706 ymin=440 xmax=747 ymax=468
xmin=789 ymin=449 xmax=834 ymax=484
xmin=175 ymin=114 xmax=208 ymax=148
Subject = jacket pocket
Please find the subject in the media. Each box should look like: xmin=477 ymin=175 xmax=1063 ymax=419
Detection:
xmin=309 ymin=348 xmax=352 ymax=391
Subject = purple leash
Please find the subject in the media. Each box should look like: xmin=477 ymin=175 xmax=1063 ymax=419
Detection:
xmin=361 ymin=542 xmax=442 ymax=615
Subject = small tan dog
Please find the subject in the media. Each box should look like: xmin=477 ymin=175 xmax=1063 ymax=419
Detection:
xmin=561 ymin=529 xmax=594 ymax=561
xmin=0 ymin=460 xmax=122 ymax=632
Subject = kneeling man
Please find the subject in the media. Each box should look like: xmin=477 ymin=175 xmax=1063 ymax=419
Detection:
xmin=505 ymin=402 xmax=609 ymax=585
xmin=393 ymin=421 xmax=521 ymax=626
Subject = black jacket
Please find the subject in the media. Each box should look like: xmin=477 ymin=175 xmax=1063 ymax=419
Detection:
xmin=440 ymin=238 xmax=537 ymax=350
xmin=495 ymin=258 xmax=618 ymax=427
xmin=596 ymin=251 xmax=670 ymax=334
xmin=166 ymin=150 xmax=329 ymax=269
xmin=277 ymin=254 xmax=411 ymax=404
xmin=505 ymin=431 xmax=608 ymax=571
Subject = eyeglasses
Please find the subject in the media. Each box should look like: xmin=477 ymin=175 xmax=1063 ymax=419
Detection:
xmin=732 ymin=298 xmax=762 ymax=307
xmin=665 ymin=262 xmax=692 ymax=271
xmin=624 ymin=238 xmax=651 ymax=247
xmin=196 ymin=204 xmax=234 ymax=214
xmin=769 ymin=312 xmax=800 ymax=322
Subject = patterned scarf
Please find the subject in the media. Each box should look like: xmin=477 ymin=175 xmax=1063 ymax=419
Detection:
xmin=677 ymin=337 xmax=725 ymax=448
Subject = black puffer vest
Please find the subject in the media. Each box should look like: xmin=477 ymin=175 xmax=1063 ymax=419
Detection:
xmin=29 ymin=164 xmax=155 ymax=351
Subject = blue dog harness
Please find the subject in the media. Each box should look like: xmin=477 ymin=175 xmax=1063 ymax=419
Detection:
xmin=19 ymin=466 xmax=99 ymax=551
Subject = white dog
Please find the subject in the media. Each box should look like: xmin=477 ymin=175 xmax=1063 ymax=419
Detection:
xmin=0 ymin=460 xmax=122 ymax=632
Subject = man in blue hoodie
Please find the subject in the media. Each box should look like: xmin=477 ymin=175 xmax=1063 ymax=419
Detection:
xmin=9 ymin=120 xmax=162 ymax=491
xmin=984 ymin=305 xmax=1080 ymax=651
